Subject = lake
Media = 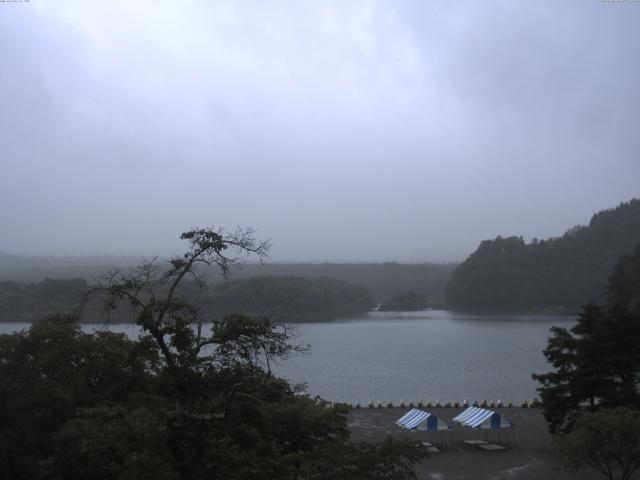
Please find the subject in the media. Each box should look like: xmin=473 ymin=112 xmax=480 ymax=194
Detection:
xmin=0 ymin=310 xmax=573 ymax=404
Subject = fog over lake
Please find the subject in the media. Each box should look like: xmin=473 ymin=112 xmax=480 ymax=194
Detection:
xmin=2 ymin=2 xmax=639 ymax=477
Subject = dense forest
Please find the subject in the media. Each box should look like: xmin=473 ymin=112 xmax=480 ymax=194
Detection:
xmin=203 ymin=276 xmax=374 ymax=320
xmin=379 ymin=290 xmax=427 ymax=312
xmin=0 ymin=275 xmax=374 ymax=323
xmin=446 ymin=199 xmax=640 ymax=312
xmin=0 ymin=278 xmax=88 ymax=322
xmin=531 ymin=245 xmax=640 ymax=480
xmin=0 ymin=254 xmax=456 ymax=305
xmin=0 ymin=228 xmax=424 ymax=479
xmin=226 ymin=263 xmax=456 ymax=305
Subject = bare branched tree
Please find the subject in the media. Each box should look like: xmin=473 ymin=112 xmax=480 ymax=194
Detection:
xmin=88 ymin=226 xmax=311 ymax=418
xmin=91 ymin=226 xmax=271 ymax=370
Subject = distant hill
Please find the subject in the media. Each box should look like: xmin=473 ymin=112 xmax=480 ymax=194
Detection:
xmin=202 ymin=276 xmax=375 ymax=321
xmin=446 ymin=198 xmax=640 ymax=312
xmin=379 ymin=290 xmax=427 ymax=312
xmin=221 ymin=263 xmax=456 ymax=304
xmin=0 ymin=252 xmax=143 ymax=281
xmin=0 ymin=254 xmax=456 ymax=305
xmin=0 ymin=276 xmax=374 ymax=323
xmin=0 ymin=278 xmax=89 ymax=322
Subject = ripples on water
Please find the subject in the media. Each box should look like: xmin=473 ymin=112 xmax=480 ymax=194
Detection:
xmin=1 ymin=310 xmax=574 ymax=403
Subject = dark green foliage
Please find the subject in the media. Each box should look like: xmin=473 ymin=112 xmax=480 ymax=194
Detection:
xmin=205 ymin=276 xmax=375 ymax=320
xmin=0 ymin=278 xmax=88 ymax=321
xmin=447 ymin=199 xmax=640 ymax=311
xmin=220 ymin=262 xmax=457 ymax=305
xmin=301 ymin=438 xmax=427 ymax=480
xmin=0 ymin=255 xmax=457 ymax=307
xmin=0 ymin=314 xmax=159 ymax=479
xmin=607 ymin=244 xmax=640 ymax=312
xmin=533 ymin=249 xmax=640 ymax=434
xmin=379 ymin=290 xmax=426 ymax=311
xmin=532 ymin=305 xmax=640 ymax=433
xmin=0 ymin=228 xmax=424 ymax=479
xmin=0 ymin=275 xmax=374 ymax=323
xmin=554 ymin=408 xmax=640 ymax=480
xmin=53 ymin=406 xmax=180 ymax=480
xmin=0 ymin=318 xmax=422 ymax=479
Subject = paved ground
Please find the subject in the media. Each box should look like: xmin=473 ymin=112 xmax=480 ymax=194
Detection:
xmin=348 ymin=407 xmax=604 ymax=480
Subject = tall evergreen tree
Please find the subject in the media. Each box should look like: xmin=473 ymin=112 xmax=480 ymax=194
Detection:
xmin=533 ymin=245 xmax=640 ymax=433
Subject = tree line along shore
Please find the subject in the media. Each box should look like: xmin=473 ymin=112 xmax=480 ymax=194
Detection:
xmin=1 ymin=205 xmax=639 ymax=479
xmin=1 ymin=198 xmax=639 ymax=322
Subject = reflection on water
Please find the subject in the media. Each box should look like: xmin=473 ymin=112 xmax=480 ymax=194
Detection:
xmin=0 ymin=310 xmax=574 ymax=403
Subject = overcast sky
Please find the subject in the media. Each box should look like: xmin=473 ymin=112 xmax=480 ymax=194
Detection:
xmin=1 ymin=1 xmax=639 ymax=262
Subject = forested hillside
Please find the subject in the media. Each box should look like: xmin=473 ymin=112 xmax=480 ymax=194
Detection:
xmin=0 ymin=276 xmax=374 ymax=323
xmin=0 ymin=279 xmax=88 ymax=322
xmin=0 ymin=252 xmax=143 ymax=281
xmin=446 ymin=199 xmax=640 ymax=312
xmin=202 ymin=276 xmax=374 ymax=320
xmin=226 ymin=263 xmax=456 ymax=304
xmin=379 ymin=290 xmax=427 ymax=311
xmin=0 ymin=256 xmax=456 ymax=305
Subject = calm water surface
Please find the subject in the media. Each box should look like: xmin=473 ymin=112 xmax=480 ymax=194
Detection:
xmin=1 ymin=310 xmax=573 ymax=403
xmin=275 ymin=310 xmax=573 ymax=403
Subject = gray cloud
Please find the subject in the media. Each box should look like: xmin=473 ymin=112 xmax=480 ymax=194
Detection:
xmin=1 ymin=0 xmax=638 ymax=262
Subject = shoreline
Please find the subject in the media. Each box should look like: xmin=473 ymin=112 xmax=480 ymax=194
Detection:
xmin=348 ymin=407 xmax=601 ymax=480
xmin=0 ymin=307 xmax=578 ymax=327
